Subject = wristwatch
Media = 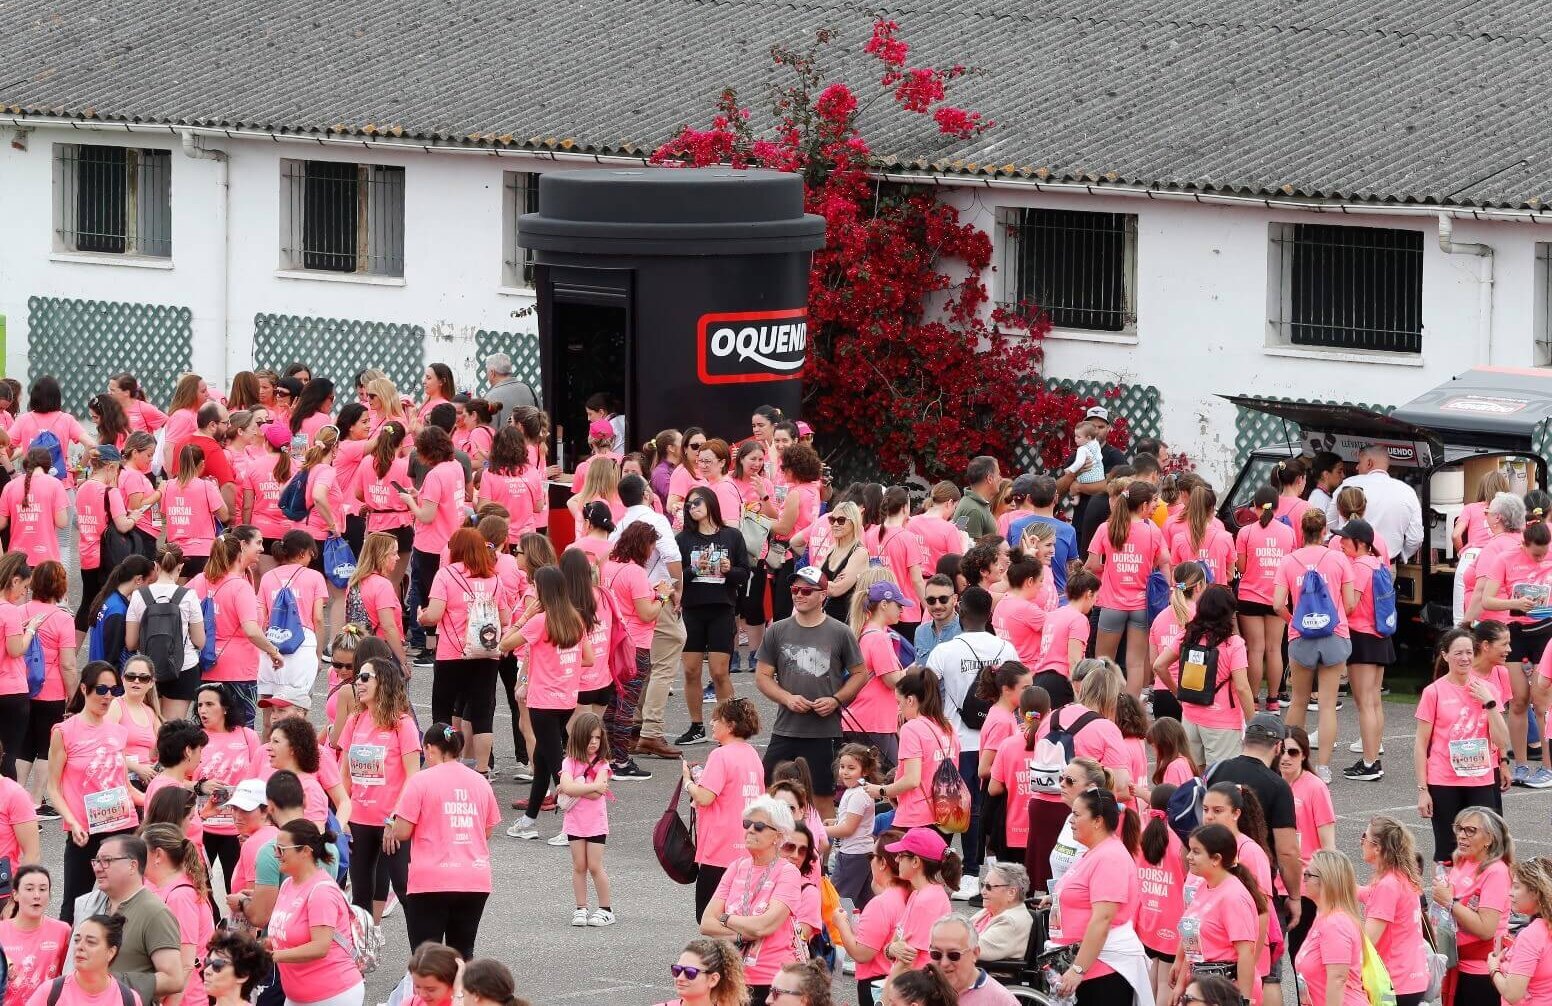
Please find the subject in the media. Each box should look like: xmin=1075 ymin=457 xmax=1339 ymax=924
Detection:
xmin=1484 ymin=699 xmax=1499 ymax=711
xmin=1070 ymin=964 xmax=1086 ymax=977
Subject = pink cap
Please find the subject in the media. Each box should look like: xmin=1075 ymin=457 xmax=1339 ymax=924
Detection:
xmin=262 ymin=422 xmax=291 ymax=449
xmin=796 ymin=421 xmax=813 ymax=437
xmin=884 ymin=827 xmax=948 ymax=862
xmin=588 ymin=419 xmax=614 ymax=441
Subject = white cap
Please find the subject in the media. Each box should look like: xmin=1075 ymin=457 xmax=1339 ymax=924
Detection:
xmin=222 ymin=778 xmax=269 ymax=811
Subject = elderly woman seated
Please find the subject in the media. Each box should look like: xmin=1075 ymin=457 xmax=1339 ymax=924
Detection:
xmin=968 ymin=862 xmax=1034 ymax=962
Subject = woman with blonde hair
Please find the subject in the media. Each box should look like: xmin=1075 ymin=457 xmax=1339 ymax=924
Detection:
xmin=567 ymin=456 xmax=622 ymax=526
xmin=1295 ymin=850 xmax=1370 ymax=1006
xmin=345 ymin=531 xmax=409 ymax=668
xmin=820 ymin=501 xmax=869 ymax=622
xmin=1489 ymin=856 xmax=1552 ymax=1005
xmin=365 ymin=377 xmax=411 ymax=434
xmin=1358 ymin=815 xmax=1430 ymax=1006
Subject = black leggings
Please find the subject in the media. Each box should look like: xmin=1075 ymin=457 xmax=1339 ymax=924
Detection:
xmin=22 ymin=700 xmax=66 ymax=763
xmin=498 ymin=655 xmax=528 ymax=763
xmin=203 ymin=832 xmax=242 ymax=896
xmin=62 ymin=829 xmax=135 ymax=925
xmin=694 ymin=864 xmax=726 ymax=923
xmin=527 ymin=707 xmax=573 ymax=812
xmin=1427 ymin=783 xmax=1500 ymax=863
xmin=404 ymin=891 xmax=489 ymax=960
xmin=349 ymin=822 xmax=409 ymax=912
xmin=1076 ymin=972 xmax=1132 ymax=1005
xmin=1395 ymin=994 xmax=1426 ymax=1006
xmin=0 ymin=694 xmax=29 ymax=779
xmin=1454 ymin=971 xmax=1497 ymax=1006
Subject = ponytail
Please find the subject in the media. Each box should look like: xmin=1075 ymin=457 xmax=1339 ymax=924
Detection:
xmin=1140 ymin=785 xmax=1178 ymax=865
xmin=302 ymin=425 xmax=339 ymax=471
xmin=1186 ymin=484 xmax=1215 ymax=551
xmin=140 ymin=822 xmax=210 ymax=900
xmin=1253 ymin=485 xmax=1278 ymax=528
xmin=1169 ymin=561 xmax=1205 ymax=627
xmin=1019 ymin=684 xmax=1052 ymax=752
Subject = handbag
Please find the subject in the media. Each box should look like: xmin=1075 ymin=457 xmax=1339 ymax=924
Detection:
xmin=740 ymin=511 xmax=773 ymax=558
xmin=1360 ymin=934 xmax=1398 ymax=1006
xmin=765 ymin=536 xmax=792 ymax=573
xmin=653 ymin=777 xmax=699 ymax=884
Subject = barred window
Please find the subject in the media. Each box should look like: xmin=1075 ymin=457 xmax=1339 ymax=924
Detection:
xmin=1537 ymin=244 xmax=1552 ymax=367
xmin=998 ymin=207 xmax=1137 ymax=332
xmin=280 ymin=160 xmax=404 ymax=276
xmin=1270 ymin=223 xmax=1423 ymax=354
xmin=53 ymin=144 xmax=172 ymax=258
xmin=503 ymin=171 xmax=541 ymax=287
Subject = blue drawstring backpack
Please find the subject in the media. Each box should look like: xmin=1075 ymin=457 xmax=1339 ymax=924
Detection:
xmin=28 ymin=431 xmax=66 ymax=480
xmin=889 ymin=628 xmax=916 ymax=668
xmin=278 ymin=469 xmax=311 ymax=522
xmin=198 ymin=594 xmax=218 ymax=671
xmin=1146 ymin=570 xmax=1171 ymax=622
xmin=1197 ymin=560 xmax=1215 ymax=585
xmin=1372 ymin=564 xmax=1398 ymax=638
xmin=1293 ymin=563 xmax=1340 ymax=639
xmin=323 ymin=536 xmax=357 ymax=590
xmin=23 ymin=630 xmax=45 ymax=698
xmin=266 ymin=570 xmax=306 ymax=655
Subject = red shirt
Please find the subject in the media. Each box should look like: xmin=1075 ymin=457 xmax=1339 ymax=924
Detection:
xmin=175 ymin=434 xmax=236 ymax=487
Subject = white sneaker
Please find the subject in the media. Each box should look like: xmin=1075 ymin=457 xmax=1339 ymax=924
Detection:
xmin=588 ymin=908 xmax=616 ymax=927
xmin=840 ymin=948 xmax=856 ymax=975
xmin=1315 ymin=765 xmax=1333 ymax=784
xmin=506 ymin=816 xmax=539 ymax=840
xmin=382 ymin=891 xmax=399 ymax=918
xmin=951 ymin=874 xmax=979 ymax=902
xmin=547 ymin=833 xmax=570 ymax=847
xmin=1348 ymin=738 xmax=1385 ymax=755
xmin=512 ymin=766 xmax=534 ymax=783
xmin=571 ymin=908 xmax=590 ymax=927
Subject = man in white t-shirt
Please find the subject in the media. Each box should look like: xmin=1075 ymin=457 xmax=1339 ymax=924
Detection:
xmin=1325 ymin=444 xmax=1423 ymax=561
xmin=924 ymin=586 xmax=1016 ymax=901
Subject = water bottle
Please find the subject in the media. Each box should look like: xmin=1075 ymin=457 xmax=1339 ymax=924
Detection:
xmin=1043 ymin=966 xmax=1076 ymax=1006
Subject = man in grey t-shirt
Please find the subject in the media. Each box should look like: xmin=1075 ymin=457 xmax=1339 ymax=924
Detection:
xmin=755 ymin=566 xmax=866 ymax=817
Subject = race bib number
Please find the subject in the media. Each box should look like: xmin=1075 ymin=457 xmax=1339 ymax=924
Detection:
xmin=1178 ymin=915 xmax=1203 ymax=963
xmin=85 ymin=786 xmax=136 ymax=835
xmin=1449 ymin=737 xmax=1492 ymax=778
xmin=348 ymin=744 xmax=388 ymax=786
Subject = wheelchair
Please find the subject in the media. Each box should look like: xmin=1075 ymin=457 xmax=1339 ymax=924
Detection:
xmin=979 ymin=905 xmax=1076 ymax=1005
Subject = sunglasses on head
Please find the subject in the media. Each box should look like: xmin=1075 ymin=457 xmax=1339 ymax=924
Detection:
xmin=928 ymin=949 xmax=966 ymax=963
xmin=89 ymin=683 xmax=125 ymax=697
xmin=123 ymin=672 xmax=153 ymax=684
xmin=670 ymin=964 xmax=702 ymax=980
xmin=741 ymin=819 xmax=776 ymax=834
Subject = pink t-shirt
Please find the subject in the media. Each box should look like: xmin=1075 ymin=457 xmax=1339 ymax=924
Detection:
xmin=269 ymin=869 xmax=361 ymax=1000
xmin=1457 ymin=501 xmax=1493 ymax=550
xmin=355 ymin=574 xmax=403 ymax=638
xmin=1345 ymin=553 xmax=1384 ymax=636
xmin=413 ymin=460 xmax=467 ymax=555
xmin=259 ymin=565 xmax=329 ymax=635
xmin=1450 ymin=858 xmax=1511 ymax=973
xmin=195 ymin=726 xmax=263 ymax=835
xmin=979 ymin=703 xmax=1020 ymax=760
xmin=712 ymin=857 xmax=803 ymax=983
xmin=1175 ymin=633 xmax=1249 ymax=731
xmin=1275 ymin=495 xmax=1311 ymax=528
xmin=1503 ymin=916 xmax=1552 ymax=1002
xmin=1416 ymin=676 xmax=1498 ymax=787
xmin=1276 ymin=546 xmax=1354 ymax=639
xmin=566 ymin=535 xmax=612 ymax=571
xmin=24 ymin=975 xmax=140 ymax=1006
xmin=1466 ymin=533 xmax=1521 ymax=624
xmin=896 ymin=883 xmax=953 ymax=968
xmin=303 ymin=464 xmax=343 ymax=539
xmin=355 ymin=456 xmax=414 ymax=534
xmin=893 ymin=717 xmax=959 ymax=829
xmin=429 ymin=564 xmax=504 ymax=662
xmin=1134 ymin=827 xmax=1187 ymax=956
xmin=1179 ymin=874 xmax=1259 ymax=966
xmin=667 ymin=466 xmax=704 ymax=503
xmin=1170 ymin=527 xmax=1235 ymax=586
xmin=153 ymin=874 xmax=212 ymax=1006
xmin=1 ymin=917 xmax=70 ymax=1006
xmin=161 ymin=477 xmax=224 ymax=557
xmin=1476 ymin=545 xmax=1552 ymax=625
xmin=118 ymin=465 xmax=160 ymax=539
xmin=25 ymin=602 xmax=75 ymax=702
xmin=853 ymin=884 xmax=908 ymax=981
xmin=1050 ymin=701 xmax=1130 ymax=782
xmin=579 ymin=587 xmax=614 ymax=692
xmin=1235 ymin=519 xmax=1297 ymax=606
xmin=144 ymin=774 xmax=201 ymax=845
xmin=1161 ymin=756 xmax=1195 ymax=787
xmin=341 ymin=711 xmax=420 ymax=826
xmin=602 ymin=561 xmax=654 ymax=650
xmin=1295 ymin=911 xmax=1369 ymax=1006
xmin=0 ymin=474 xmax=66 ymax=563
xmin=395 ymin=760 xmax=500 ymax=894
xmin=694 ymin=740 xmax=766 ymax=867
xmin=878 ymin=526 xmax=926 ymax=610
xmin=848 ymin=628 xmax=903 ymax=735
xmin=1289 ymin=770 xmax=1335 ymax=866
xmin=0 ymin=605 xmax=31 ymax=697
xmin=1089 ymin=519 xmax=1168 ymax=611
xmin=1359 ymin=870 xmax=1429 ymax=995
xmin=520 ymin=612 xmax=584 ymax=710
xmin=908 ymin=513 xmax=964 ymax=573
xmin=1056 ymin=835 xmax=1138 ymax=978
xmin=54 ymin=716 xmax=135 ymax=836
xmin=11 ymin=413 xmax=85 ymax=487
xmin=992 ymin=594 xmax=1046 ymax=667
xmin=0 ymin=776 xmax=36 ymax=867
xmin=333 ymin=439 xmax=368 ymax=518
xmin=231 ymin=824 xmax=279 ymax=901
xmin=74 ymin=481 xmax=126 ymax=571
xmin=198 ymin=574 xmax=261 ymax=683
xmin=477 ymin=471 xmax=536 ymax=542
xmin=1036 ymin=605 xmax=1089 ymax=677
xmin=124 ymin=400 xmax=167 ymax=434
xmin=991 ymin=734 xmax=1038 ymax=848
xmin=705 ymin=479 xmax=743 ymax=527
xmin=560 ymin=756 xmax=610 ymax=837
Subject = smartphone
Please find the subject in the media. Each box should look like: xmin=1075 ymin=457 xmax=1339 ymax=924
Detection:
xmin=390 ymin=481 xmax=409 ymax=495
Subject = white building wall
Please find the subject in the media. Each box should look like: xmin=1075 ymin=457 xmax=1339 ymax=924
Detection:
xmin=1 ymin=123 xmax=1548 ymax=485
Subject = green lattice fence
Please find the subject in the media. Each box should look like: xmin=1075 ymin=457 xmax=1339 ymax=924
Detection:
xmin=1010 ymin=378 xmax=1163 ymax=472
xmin=252 ymin=315 xmax=424 ymax=397
xmin=26 ymin=297 xmax=193 ymax=417
xmin=1233 ymin=397 xmax=1395 ymax=466
xmin=1535 ymin=420 xmax=1552 ymax=469
xmin=473 ymin=330 xmax=541 ymax=398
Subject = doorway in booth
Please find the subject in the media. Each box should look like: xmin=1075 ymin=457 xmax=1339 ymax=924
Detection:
xmin=540 ymin=268 xmax=633 ymax=470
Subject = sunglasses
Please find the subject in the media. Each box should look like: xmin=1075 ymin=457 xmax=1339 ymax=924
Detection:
xmin=1302 ymin=870 xmax=1321 ymax=881
xmin=330 ymin=660 xmax=353 ymax=670
xmin=768 ymin=989 xmax=804 ymax=999
xmin=827 ymin=515 xmax=848 ymax=525
xmin=670 ymin=965 xmax=702 ymax=980
xmin=123 ymin=673 xmax=153 ymax=684
xmin=274 ymin=843 xmax=303 ymax=855
xmin=790 ymin=586 xmax=821 ymax=598
xmin=355 ymin=671 xmax=376 ymax=684
xmin=89 ymin=683 xmax=125 ymax=697
xmin=1454 ymin=824 xmax=1482 ymax=837
xmin=687 ymin=442 xmax=706 ymax=451
xmin=928 ymin=949 xmax=966 ymax=963
xmin=780 ymin=842 xmax=809 ymax=855
xmin=204 ymin=957 xmax=231 ymax=973
xmin=275 ymin=390 xmax=292 ymax=399
xmin=925 ymin=595 xmax=953 ymax=604
xmin=742 ymin=819 xmax=776 ymax=834
xmin=1059 ymin=774 xmax=1079 ymax=786
xmin=1283 ymin=748 xmax=1303 ymax=757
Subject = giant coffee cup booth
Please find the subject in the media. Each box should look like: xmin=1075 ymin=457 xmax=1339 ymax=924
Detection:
xmin=518 ymin=167 xmax=826 ymax=542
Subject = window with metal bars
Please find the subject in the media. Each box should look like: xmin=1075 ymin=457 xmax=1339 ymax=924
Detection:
xmin=1270 ymin=223 xmax=1423 ymax=354
xmin=998 ymin=207 xmax=1137 ymax=332
xmin=280 ymin=160 xmax=405 ymax=276
xmin=503 ymin=171 xmax=541 ymax=287
xmin=53 ymin=144 xmax=172 ymax=257
xmin=1536 ymin=244 xmax=1552 ymax=367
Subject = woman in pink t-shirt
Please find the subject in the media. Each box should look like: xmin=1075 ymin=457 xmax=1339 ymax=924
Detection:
xmin=1172 ymin=823 xmax=1264 ymax=1006
xmin=1201 ymin=783 xmax=1281 ymax=1001
xmin=244 ymin=424 xmax=297 ymax=567
xmin=339 ymin=657 xmax=419 ymax=924
xmin=73 ymin=450 xmax=137 ymax=633
xmin=1432 ymin=806 xmax=1512 ymax=1003
xmin=1295 ymin=850 xmax=1372 ymax=1006
xmin=1489 ymin=859 xmax=1552 ymax=1006
xmin=0 ymin=452 xmax=69 ymax=565
xmin=453 ymin=400 xmax=496 ymax=471
xmin=600 ymin=526 xmax=669 ymax=774
xmin=683 ymin=698 xmax=770 ymax=919
xmin=864 ymin=668 xmax=959 ymax=831
xmin=1147 ymin=717 xmax=1199 ymax=789
xmin=1 ymin=865 xmax=69 ymax=1006
xmin=162 ymin=445 xmax=231 ymax=579
xmin=25 ymin=914 xmax=142 ymax=1006
xmin=875 ymin=826 xmax=957 ymax=971
xmin=266 ymin=716 xmax=350 ymax=828
xmin=118 ymin=432 xmax=162 ymax=548
xmin=1152 ymin=585 xmax=1254 ymax=767
xmin=559 ymin=712 xmax=614 ymax=927
xmin=1278 ymin=726 xmax=1337 ymax=959
xmin=767 ymin=444 xmax=823 ymax=622
xmin=1136 ymin=787 xmax=1189 ymax=1003
xmin=846 ymin=587 xmax=908 ymax=767
xmin=1273 ymin=509 xmax=1357 ymax=775
xmin=1415 ymin=628 xmax=1510 ymax=865
xmin=1085 ymin=482 xmax=1169 ymax=696
xmin=142 ymin=823 xmax=213 ymax=1006
xmin=423 ymin=529 xmax=510 ymax=776
xmin=1335 ymin=521 xmax=1395 ymax=778
xmin=1357 ymin=815 xmax=1431 ymax=1004
xmin=476 ymin=428 xmax=537 ymax=544
xmin=265 ymin=818 xmax=364 ymax=1006
xmin=344 ymin=532 xmax=409 ymax=669
xmin=390 ymin=723 xmax=501 ymax=959
xmin=9 ymin=378 xmax=93 ymax=486
xmin=1236 ymin=486 xmax=1295 ymax=713
xmin=1051 ymin=788 xmax=1144 ymax=1002
xmin=698 ymin=795 xmax=803 ymax=1000
xmin=351 ymin=421 xmax=414 ymax=572
xmin=109 ymin=374 xmax=168 ymax=435
xmin=987 ymin=690 xmax=1051 ymax=866
xmin=1169 ymin=484 xmax=1236 ymax=585
xmin=193 ymin=683 xmax=264 ymax=879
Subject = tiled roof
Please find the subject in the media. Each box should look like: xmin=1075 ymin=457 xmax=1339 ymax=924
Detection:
xmin=4 ymin=0 xmax=1552 ymax=209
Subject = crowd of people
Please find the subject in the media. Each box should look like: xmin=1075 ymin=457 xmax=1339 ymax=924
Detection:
xmin=0 ymin=359 xmax=1544 ymax=1006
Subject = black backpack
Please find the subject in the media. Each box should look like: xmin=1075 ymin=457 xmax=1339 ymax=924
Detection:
xmin=1176 ymin=638 xmax=1229 ymax=707
xmin=48 ymin=977 xmax=132 ymax=1006
xmin=137 ymin=586 xmax=188 ymax=683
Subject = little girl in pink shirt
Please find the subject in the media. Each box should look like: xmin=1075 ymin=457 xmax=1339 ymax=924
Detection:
xmin=558 ymin=712 xmax=614 ymax=928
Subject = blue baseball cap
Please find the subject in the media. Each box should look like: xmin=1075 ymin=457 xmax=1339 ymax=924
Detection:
xmin=94 ymin=445 xmax=123 ymax=463
xmin=867 ymin=581 xmax=916 ymax=608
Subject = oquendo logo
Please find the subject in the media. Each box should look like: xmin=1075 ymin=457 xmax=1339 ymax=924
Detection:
xmin=697 ymin=308 xmax=807 ymax=384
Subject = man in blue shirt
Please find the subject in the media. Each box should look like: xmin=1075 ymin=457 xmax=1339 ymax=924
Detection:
xmin=912 ymin=573 xmax=962 ymax=661
xmin=1006 ymin=475 xmax=1078 ymax=594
